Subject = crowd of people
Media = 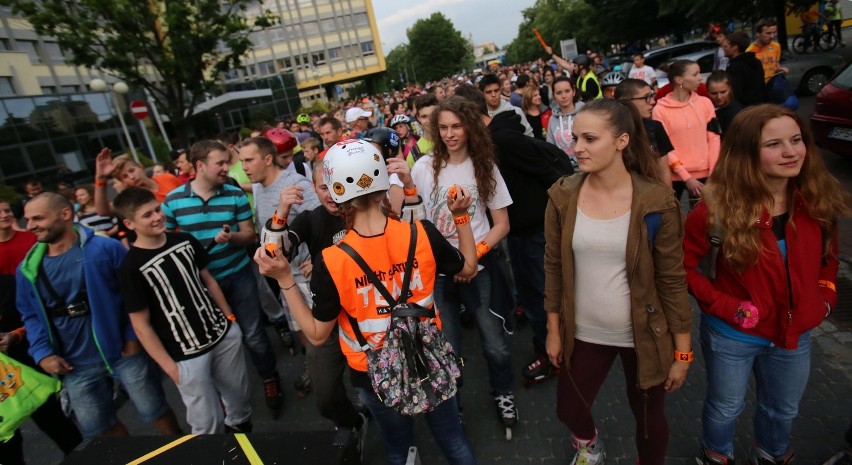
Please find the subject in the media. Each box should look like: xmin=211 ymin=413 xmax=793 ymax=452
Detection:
xmin=0 ymin=14 xmax=849 ymax=465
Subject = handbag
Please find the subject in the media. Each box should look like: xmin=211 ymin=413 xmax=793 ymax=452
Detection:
xmin=0 ymin=351 xmax=61 ymax=442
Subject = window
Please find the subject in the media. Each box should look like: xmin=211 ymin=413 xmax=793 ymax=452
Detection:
xmin=40 ymin=86 xmax=56 ymax=95
xmin=311 ymin=52 xmax=325 ymax=65
xmin=302 ymin=21 xmax=318 ymax=36
xmin=277 ymin=57 xmax=293 ymax=71
xmin=339 ymin=15 xmax=352 ymax=28
xmin=353 ymin=12 xmax=368 ymax=27
xmin=258 ymin=60 xmax=275 ymax=76
xmin=270 ymin=27 xmax=287 ymax=43
xmin=60 ymin=85 xmax=78 ymax=94
xmin=284 ymin=25 xmax=301 ymax=40
xmin=250 ymin=31 xmax=267 ymax=47
xmin=327 ymin=47 xmax=341 ymax=61
xmin=42 ymin=42 xmax=65 ymax=64
xmin=16 ymin=41 xmax=41 ymax=63
xmin=360 ymin=41 xmax=374 ymax=55
xmin=0 ymin=77 xmax=14 ymax=96
xmin=320 ymin=18 xmax=336 ymax=33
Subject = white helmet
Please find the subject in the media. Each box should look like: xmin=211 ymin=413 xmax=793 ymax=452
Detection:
xmin=601 ymin=71 xmax=626 ymax=88
xmin=389 ymin=114 xmax=410 ymax=128
xmin=322 ymin=139 xmax=390 ymax=203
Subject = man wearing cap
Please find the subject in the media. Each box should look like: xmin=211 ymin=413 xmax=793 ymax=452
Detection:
xmin=344 ymin=107 xmax=371 ymax=138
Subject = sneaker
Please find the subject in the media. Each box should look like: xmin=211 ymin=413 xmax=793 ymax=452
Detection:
xmin=294 ymin=369 xmax=312 ymax=397
xmin=264 ymin=375 xmax=284 ymax=414
xmin=570 ymin=431 xmax=605 ymax=465
xmin=749 ymin=445 xmax=794 ymax=465
xmin=696 ymin=447 xmax=736 ymax=465
xmin=225 ymin=419 xmax=253 ymax=434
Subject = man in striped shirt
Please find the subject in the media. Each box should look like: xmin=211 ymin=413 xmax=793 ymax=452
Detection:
xmin=161 ymin=140 xmax=283 ymax=416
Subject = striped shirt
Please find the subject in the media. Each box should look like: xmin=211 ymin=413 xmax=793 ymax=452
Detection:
xmin=161 ymin=183 xmax=252 ymax=280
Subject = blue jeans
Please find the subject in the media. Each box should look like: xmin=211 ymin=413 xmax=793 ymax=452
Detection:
xmin=507 ymin=233 xmax=547 ymax=356
xmin=217 ymin=265 xmax=278 ymax=380
xmin=357 ymin=388 xmax=476 ymax=465
xmin=700 ymin=319 xmax=812 ymax=457
xmin=63 ymin=351 xmax=169 ymax=438
xmin=434 ymin=264 xmax=514 ymax=394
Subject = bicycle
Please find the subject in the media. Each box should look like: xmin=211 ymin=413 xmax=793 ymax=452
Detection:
xmin=792 ymin=23 xmax=838 ymax=53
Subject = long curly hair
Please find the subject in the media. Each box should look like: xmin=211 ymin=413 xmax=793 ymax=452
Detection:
xmin=703 ymin=104 xmax=850 ymax=270
xmin=339 ymin=190 xmax=398 ymax=231
xmin=428 ymin=96 xmax=497 ymax=203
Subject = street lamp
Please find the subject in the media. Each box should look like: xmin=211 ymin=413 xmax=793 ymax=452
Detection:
xmin=90 ymin=78 xmax=139 ymax=163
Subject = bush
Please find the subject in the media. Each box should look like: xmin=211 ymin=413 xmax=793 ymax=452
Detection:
xmin=0 ymin=183 xmax=21 ymax=203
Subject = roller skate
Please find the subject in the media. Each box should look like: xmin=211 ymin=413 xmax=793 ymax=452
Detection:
xmin=522 ymin=355 xmax=557 ymax=387
xmin=749 ymin=444 xmax=794 ymax=465
xmin=570 ymin=431 xmax=605 ymax=465
xmin=274 ymin=320 xmax=296 ymax=355
xmin=696 ymin=447 xmax=736 ymax=464
xmin=294 ymin=368 xmax=312 ymax=398
xmin=493 ymin=392 xmax=518 ymax=440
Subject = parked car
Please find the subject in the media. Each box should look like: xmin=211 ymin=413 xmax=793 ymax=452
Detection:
xmin=810 ymin=61 xmax=852 ymax=155
xmin=618 ymin=41 xmax=718 ymax=75
xmin=657 ymin=49 xmax=844 ymax=96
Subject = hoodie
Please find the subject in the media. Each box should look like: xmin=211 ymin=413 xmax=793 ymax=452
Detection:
xmin=546 ymin=101 xmax=585 ymax=170
xmin=16 ymin=226 xmax=135 ymax=369
xmin=488 ymin=99 xmax=534 ymax=137
xmin=652 ymin=92 xmax=720 ymax=182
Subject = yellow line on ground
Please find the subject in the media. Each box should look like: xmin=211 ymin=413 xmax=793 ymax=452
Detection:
xmin=234 ymin=433 xmax=265 ymax=465
xmin=126 ymin=434 xmax=198 ymax=465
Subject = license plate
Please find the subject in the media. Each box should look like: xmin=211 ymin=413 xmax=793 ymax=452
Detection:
xmin=828 ymin=127 xmax=852 ymax=142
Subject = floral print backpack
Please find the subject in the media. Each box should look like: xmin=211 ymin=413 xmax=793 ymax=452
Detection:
xmin=339 ymin=223 xmax=461 ymax=415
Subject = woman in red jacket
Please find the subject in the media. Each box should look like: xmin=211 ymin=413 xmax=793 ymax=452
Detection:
xmin=684 ymin=105 xmax=849 ymax=465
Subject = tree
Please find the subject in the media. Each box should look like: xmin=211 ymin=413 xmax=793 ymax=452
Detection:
xmin=6 ymin=0 xmax=275 ymax=144
xmin=505 ymin=0 xmax=598 ymax=64
xmin=385 ymin=44 xmax=412 ymax=88
xmin=406 ymin=13 xmax=473 ymax=82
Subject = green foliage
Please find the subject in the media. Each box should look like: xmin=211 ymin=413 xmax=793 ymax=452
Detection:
xmin=149 ymin=134 xmax=171 ymax=164
xmin=300 ymin=100 xmax=330 ymax=116
xmin=5 ymin=0 xmax=277 ymax=144
xmin=406 ymin=13 xmax=473 ymax=82
xmin=0 ymin=184 xmax=22 ymax=204
xmin=385 ymin=44 xmax=412 ymax=86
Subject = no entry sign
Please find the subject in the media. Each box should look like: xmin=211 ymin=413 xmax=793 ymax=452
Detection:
xmin=130 ymin=100 xmax=148 ymax=119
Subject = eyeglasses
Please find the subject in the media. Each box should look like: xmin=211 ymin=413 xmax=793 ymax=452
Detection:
xmin=627 ymin=92 xmax=655 ymax=104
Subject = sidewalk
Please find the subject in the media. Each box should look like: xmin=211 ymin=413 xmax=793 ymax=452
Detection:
xmin=19 ymin=306 xmax=852 ymax=464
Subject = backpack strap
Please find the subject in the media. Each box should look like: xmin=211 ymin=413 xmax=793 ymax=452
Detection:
xmin=707 ymin=212 xmax=723 ymax=279
xmin=337 ymin=223 xmax=419 ymax=349
xmin=644 ymin=212 xmax=661 ymax=249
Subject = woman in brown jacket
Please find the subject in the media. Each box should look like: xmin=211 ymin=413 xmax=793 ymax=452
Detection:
xmin=544 ymin=99 xmax=693 ymax=465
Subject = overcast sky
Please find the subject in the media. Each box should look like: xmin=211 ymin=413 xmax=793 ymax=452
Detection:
xmin=372 ymin=0 xmax=538 ymax=53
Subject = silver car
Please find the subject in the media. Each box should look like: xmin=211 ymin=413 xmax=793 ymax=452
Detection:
xmin=659 ymin=48 xmax=844 ymax=96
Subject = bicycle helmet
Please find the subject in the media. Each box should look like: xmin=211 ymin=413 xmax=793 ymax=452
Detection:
xmin=296 ymin=113 xmax=310 ymax=124
xmin=363 ymin=127 xmax=400 ymax=160
xmin=601 ymin=72 xmax=626 ymax=88
xmin=389 ymin=115 xmax=410 ymax=128
xmin=264 ymin=128 xmax=297 ymax=154
xmin=322 ymin=139 xmax=390 ymax=204
xmin=572 ymin=54 xmax=591 ymax=67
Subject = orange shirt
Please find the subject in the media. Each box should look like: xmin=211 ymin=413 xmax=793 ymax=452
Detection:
xmin=746 ymin=41 xmax=782 ymax=83
xmin=152 ymin=173 xmax=182 ymax=203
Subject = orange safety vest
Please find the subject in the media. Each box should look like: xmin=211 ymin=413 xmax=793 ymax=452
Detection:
xmin=321 ymin=218 xmax=440 ymax=372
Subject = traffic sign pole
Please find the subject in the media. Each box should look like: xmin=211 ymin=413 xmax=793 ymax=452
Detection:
xmin=130 ymin=100 xmax=157 ymax=163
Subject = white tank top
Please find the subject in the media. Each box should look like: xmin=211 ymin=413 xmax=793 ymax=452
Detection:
xmin=573 ymin=208 xmax=634 ymax=347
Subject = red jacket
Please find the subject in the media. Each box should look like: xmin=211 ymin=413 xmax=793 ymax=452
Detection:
xmin=683 ymin=197 xmax=838 ymax=349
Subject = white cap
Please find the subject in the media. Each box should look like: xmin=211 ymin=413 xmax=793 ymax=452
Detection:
xmin=345 ymin=107 xmax=372 ymax=123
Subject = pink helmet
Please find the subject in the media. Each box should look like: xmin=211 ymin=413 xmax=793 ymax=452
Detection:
xmin=264 ymin=128 xmax=297 ymax=153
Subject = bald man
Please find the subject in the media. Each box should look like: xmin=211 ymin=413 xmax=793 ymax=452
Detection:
xmin=16 ymin=193 xmax=179 ymax=440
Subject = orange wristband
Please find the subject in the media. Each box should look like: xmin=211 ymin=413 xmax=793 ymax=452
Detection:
xmin=669 ymin=161 xmax=683 ymax=170
xmin=476 ymin=240 xmax=491 ymax=259
xmin=11 ymin=327 xmax=26 ymax=343
xmin=272 ymin=212 xmax=286 ymax=226
xmin=226 ymin=314 xmax=236 ymax=322
xmin=403 ymin=186 xmax=417 ymax=196
xmin=95 ymin=180 xmax=108 ymax=187
xmin=675 ymin=350 xmax=694 ymax=362
xmin=453 ymin=213 xmax=470 ymax=226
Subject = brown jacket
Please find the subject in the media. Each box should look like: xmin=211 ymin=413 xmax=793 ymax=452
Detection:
xmin=544 ymin=172 xmax=692 ymax=389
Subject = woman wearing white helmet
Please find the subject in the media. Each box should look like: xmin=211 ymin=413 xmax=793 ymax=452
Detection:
xmin=390 ymin=114 xmax=421 ymax=167
xmin=255 ymin=138 xmax=478 ymax=465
